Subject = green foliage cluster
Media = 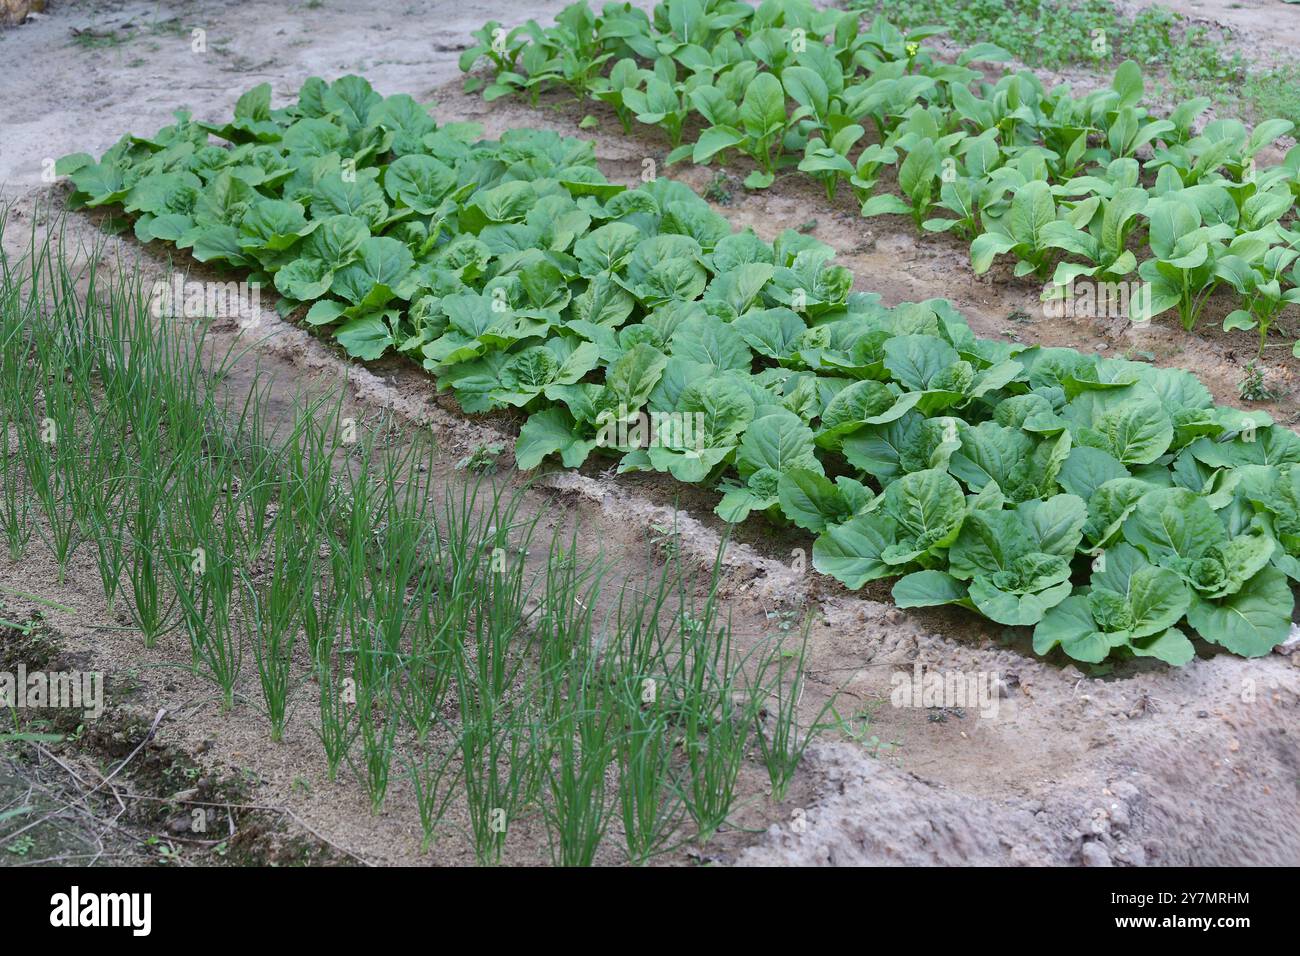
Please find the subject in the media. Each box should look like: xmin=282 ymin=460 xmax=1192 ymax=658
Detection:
xmin=855 ymin=0 xmax=1197 ymax=74
xmin=60 ymin=76 xmax=1300 ymax=665
xmin=463 ymin=1 xmax=1300 ymax=354
xmin=58 ymin=76 xmax=609 ymax=362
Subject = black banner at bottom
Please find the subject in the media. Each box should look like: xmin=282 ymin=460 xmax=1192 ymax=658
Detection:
xmin=0 ymin=864 xmax=1281 ymax=942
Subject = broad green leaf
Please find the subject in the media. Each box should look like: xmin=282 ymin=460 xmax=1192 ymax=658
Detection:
xmin=893 ymin=570 xmax=969 ymax=608
xmin=882 ymin=467 xmax=966 ymax=551
xmin=1123 ymin=487 xmax=1226 ymax=564
xmin=516 ymin=407 xmax=597 ymax=470
xmin=384 ymin=154 xmax=457 ymax=214
xmin=736 ymin=410 xmax=821 ymax=478
xmin=605 ymin=343 xmax=668 ymax=412
xmin=335 ymin=314 xmax=394 ymax=360
xmin=813 ymin=514 xmax=899 ymax=589
xmin=1185 ymin=566 xmax=1293 ymax=656
xmin=740 ymin=71 xmax=786 ymax=137
xmin=1130 ymin=628 xmax=1195 ymax=665
xmin=778 ymin=468 xmax=852 ymax=533
xmin=1033 ymin=595 xmax=1110 ymax=663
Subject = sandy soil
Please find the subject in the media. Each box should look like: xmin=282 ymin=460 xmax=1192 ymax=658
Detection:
xmin=0 ymin=0 xmax=1298 ymax=867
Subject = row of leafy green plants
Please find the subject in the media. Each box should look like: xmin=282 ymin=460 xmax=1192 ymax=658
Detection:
xmin=0 ymin=216 xmax=830 ymax=864
xmin=59 ymin=75 xmax=1300 ymax=665
xmin=460 ymin=1 xmax=1300 ymax=355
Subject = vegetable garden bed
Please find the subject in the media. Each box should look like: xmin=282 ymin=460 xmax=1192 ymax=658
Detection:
xmin=59 ymin=60 xmax=1300 ymax=666
xmin=463 ymin=2 xmax=1300 ymax=354
xmin=2 ymin=0 xmax=1298 ymax=871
